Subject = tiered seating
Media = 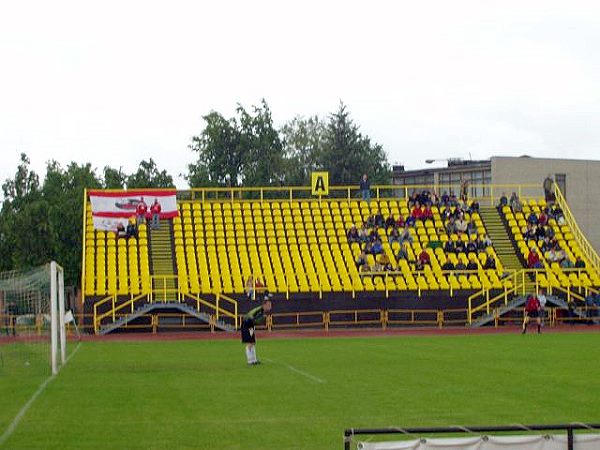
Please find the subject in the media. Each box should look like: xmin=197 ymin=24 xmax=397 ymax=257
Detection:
xmin=501 ymin=199 xmax=600 ymax=288
xmin=83 ymin=204 xmax=150 ymax=296
xmin=173 ymin=199 xmax=506 ymax=295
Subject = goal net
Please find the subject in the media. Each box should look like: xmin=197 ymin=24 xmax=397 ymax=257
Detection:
xmin=0 ymin=262 xmax=67 ymax=375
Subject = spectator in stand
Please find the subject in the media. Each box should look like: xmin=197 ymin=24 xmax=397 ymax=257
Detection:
xmin=509 ymin=192 xmax=522 ymax=213
xmin=418 ymin=249 xmax=431 ymax=266
xmin=448 ymin=191 xmax=458 ymax=207
xmin=410 ymin=202 xmax=422 ymax=224
xmin=441 ymin=191 xmax=450 ymax=207
xmin=441 ymin=260 xmax=454 ymax=271
xmin=441 ymin=206 xmax=452 ymax=221
xmin=444 ymin=240 xmax=455 ymax=254
xmin=136 ymin=197 xmax=148 ymax=225
xmin=455 ymin=239 xmax=466 ymax=254
xmin=445 ymin=217 xmax=456 ymax=235
xmin=422 ymin=204 xmax=434 ymax=222
xmin=540 ymin=237 xmax=552 ymax=253
xmin=126 ymin=217 xmax=138 ymax=239
xmin=388 ymin=228 xmax=401 ymax=245
xmin=466 ymin=220 xmax=478 ymax=238
xmin=371 ymin=239 xmax=383 ymax=255
xmin=359 ymin=174 xmax=371 ymax=203
xmin=407 ymin=191 xmax=419 ymax=208
xmin=396 ymin=243 xmax=409 ymax=261
xmin=535 ymin=224 xmax=546 ymax=240
xmin=455 ymin=260 xmax=467 ymax=271
xmin=378 ymin=254 xmax=394 ymax=271
xmin=560 ymin=257 xmax=574 ymax=268
xmin=543 ymin=175 xmax=554 ymax=205
xmin=356 ymin=250 xmax=367 ymax=270
xmin=575 ymin=257 xmax=586 ymax=268
xmin=527 ymin=211 xmax=539 ymax=225
xmin=551 ymin=205 xmax=565 ymax=225
xmin=538 ymin=210 xmax=548 ymax=227
xmin=545 ymin=225 xmax=555 ymax=239
xmin=150 ymin=198 xmax=162 ymax=230
xmin=523 ymin=224 xmax=537 ymax=242
xmin=368 ymin=229 xmax=380 ymax=243
xmin=483 ymin=254 xmax=496 ymax=270
xmin=527 ymin=248 xmax=543 ymax=269
xmin=116 ymin=222 xmax=127 ymax=238
xmin=364 ymin=215 xmax=375 ymax=229
xmin=466 ymin=239 xmax=478 ymax=253
xmin=347 ymin=225 xmax=360 ymax=244
xmin=374 ymin=210 xmax=384 ymax=228
xmin=498 ymin=193 xmax=508 ymax=208
xmin=466 ymin=258 xmax=478 ymax=271
xmin=399 ymin=225 xmax=413 ymax=245
xmin=364 ymin=241 xmax=373 ymax=255
xmin=395 ymin=215 xmax=405 ymax=228
xmin=468 ymin=200 xmax=480 ymax=214
xmin=384 ymin=214 xmax=396 ymax=231
xmin=480 ymin=234 xmax=492 ymax=249
xmin=455 ymin=216 xmax=468 ymax=235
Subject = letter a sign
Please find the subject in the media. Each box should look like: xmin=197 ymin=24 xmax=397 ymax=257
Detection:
xmin=311 ymin=172 xmax=329 ymax=196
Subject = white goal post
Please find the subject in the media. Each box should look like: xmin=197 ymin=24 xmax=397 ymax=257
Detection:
xmin=50 ymin=261 xmax=67 ymax=375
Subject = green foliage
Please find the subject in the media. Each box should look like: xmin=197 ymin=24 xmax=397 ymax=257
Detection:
xmin=320 ymin=102 xmax=391 ymax=185
xmin=188 ymin=101 xmax=391 ymax=187
xmin=187 ymin=100 xmax=286 ymax=187
xmin=280 ymin=115 xmax=325 ymax=185
xmin=0 ymin=155 xmax=174 ymax=286
xmin=126 ymin=158 xmax=174 ymax=189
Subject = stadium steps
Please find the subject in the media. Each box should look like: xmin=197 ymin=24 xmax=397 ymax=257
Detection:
xmin=149 ymin=219 xmax=177 ymax=298
xmin=470 ymin=294 xmax=596 ymax=327
xmin=479 ymin=206 xmax=536 ymax=293
xmin=98 ymin=302 xmax=236 ymax=335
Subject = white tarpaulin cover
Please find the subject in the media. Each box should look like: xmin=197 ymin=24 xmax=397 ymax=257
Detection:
xmin=357 ymin=433 xmax=600 ymax=450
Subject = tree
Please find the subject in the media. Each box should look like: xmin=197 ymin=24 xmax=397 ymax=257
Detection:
xmin=42 ymin=161 xmax=102 ymax=285
xmin=280 ymin=115 xmax=326 ymax=185
xmin=319 ymin=102 xmax=391 ymax=185
xmin=126 ymin=159 xmax=174 ymax=189
xmin=103 ymin=166 xmax=127 ymax=189
xmin=187 ymin=99 xmax=286 ymax=187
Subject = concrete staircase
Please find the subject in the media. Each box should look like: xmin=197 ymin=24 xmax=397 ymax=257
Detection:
xmin=148 ymin=219 xmax=177 ymax=300
xmin=479 ymin=206 xmax=536 ymax=293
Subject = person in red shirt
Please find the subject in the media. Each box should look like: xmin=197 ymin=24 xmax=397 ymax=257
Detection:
xmin=522 ymin=294 xmax=541 ymax=334
xmin=136 ymin=197 xmax=148 ymax=226
xmin=527 ymin=248 xmax=542 ymax=268
xmin=418 ymin=249 xmax=431 ymax=266
xmin=150 ymin=198 xmax=162 ymax=230
xmin=422 ymin=205 xmax=434 ymax=222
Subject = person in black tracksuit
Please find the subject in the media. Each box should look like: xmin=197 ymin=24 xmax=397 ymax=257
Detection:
xmin=241 ymin=297 xmax=272 ymax=365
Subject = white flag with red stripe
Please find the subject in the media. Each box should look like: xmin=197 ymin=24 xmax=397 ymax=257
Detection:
xmin=88 ymin=189 xmax=178 ymax=231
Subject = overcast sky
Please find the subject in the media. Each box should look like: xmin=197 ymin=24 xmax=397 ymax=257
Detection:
xmin=1 ymin=0 xmax=599 ymax=188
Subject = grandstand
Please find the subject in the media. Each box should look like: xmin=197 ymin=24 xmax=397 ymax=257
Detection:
xmin=82 ymin=183 xmax=600 ymax=334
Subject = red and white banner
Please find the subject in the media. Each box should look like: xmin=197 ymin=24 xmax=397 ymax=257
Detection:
xmin=88 ymin=189 xmax=178 ymax=231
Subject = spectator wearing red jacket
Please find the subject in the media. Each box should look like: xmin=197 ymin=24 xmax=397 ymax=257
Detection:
xmin=418 ymin=249 xmax=431 ymax=266
xmin=527 ymin=248 xmax=542 ymax=269
xmin=150 ymin=198 xmax=162 ymax=230
xmin=136 ymin=197 xmax=148 ymax=226
xmin=422 ymin=205 xmax=434 ymax=222
xmin=522 ymin=294 xmax=541 ymax=334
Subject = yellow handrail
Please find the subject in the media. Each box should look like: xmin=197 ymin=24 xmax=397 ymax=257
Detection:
xmin=94 ymin=293 xmax=149 ymax=333
xmin=553 ymin=184 xmax=600 ymax=271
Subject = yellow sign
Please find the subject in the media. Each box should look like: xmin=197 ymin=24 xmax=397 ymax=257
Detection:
xmin=311 ymin=171 xmax=329 ymax=196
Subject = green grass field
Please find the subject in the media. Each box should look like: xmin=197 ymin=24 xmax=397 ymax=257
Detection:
xmin=2 ymin=332 xmax=600 ymax=449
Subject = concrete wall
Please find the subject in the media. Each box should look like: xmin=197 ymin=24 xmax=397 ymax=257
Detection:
xmin=491 ymin=156 xmax=600 ymax=254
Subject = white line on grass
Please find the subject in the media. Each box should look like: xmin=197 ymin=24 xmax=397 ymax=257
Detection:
xmin=263 ymin=357 xmax=325 ymax=384
xmin=0 ymin=342 xmax=82 ymax=447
